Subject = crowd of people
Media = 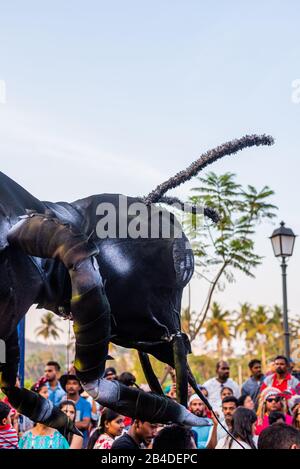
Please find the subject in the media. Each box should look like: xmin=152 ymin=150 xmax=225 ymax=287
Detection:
xmin=1 ymin=355 xmax=300 ymax=450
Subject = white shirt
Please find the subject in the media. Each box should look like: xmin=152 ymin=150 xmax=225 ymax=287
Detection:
xmin=217 ymin=420 xmax=229 ymax=441
xmin=202 ymin=377 xmax=240 ymax=409
xmin=216 ymin=435 xmax=258 ymax=449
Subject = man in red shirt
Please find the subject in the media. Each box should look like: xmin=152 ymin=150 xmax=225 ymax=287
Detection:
xmin=260 ymin=356 xmax=300 ymax=398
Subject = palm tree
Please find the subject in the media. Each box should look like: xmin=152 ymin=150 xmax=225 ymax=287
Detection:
xmin=266 ymin=305 xmax=284 ymax=354
xmin=203 ymin=302 xmax=233 ymax=358
xmin=236 ymin=304 xmax=271 ymax=368
xmin=181 ymin=306 xmax=198 ymax=340
xmin=35 ymin=312 xmax=63 ymax=344
xmin=235 ymin=302 xmax=255 ymax=353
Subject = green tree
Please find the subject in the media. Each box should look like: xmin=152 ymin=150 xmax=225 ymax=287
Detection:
xmin=235 ymin=304 xmax=276 ymax=368
xmin=203 ymin=302 xmax=233 ymax=358
xmin=35 ymin=312 xmax=63 ymax=343
xmin=183 ymin=172 xmax=277 ymax=342
xmin=266 ymin=305 xmax=284 ymax=355
xmin=267 ymin=306 xmax=300 ymax=358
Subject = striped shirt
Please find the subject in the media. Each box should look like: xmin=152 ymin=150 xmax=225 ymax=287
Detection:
xmin=0 ymin=424 xmax=18 ymax=449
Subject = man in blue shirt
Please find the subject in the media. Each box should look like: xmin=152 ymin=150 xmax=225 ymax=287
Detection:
xmin=241 ymin=359 xmax=265 ymax=405
xmin=44 ymin=361 xmax=66 ymax=406
xmin=60 ymin=374 xmax=92 ymax=447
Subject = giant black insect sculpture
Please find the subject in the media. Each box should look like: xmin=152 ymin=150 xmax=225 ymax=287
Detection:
xmin=0 ymin=134 xmax=273 ymax=435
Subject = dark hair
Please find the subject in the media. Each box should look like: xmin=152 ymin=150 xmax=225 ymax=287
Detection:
xmin=237 ymin=394 xmax=252 ymax=407
xmin=268 ymin=411 xmax=286 ymax=425
xmin=258 ymin=423 xmax=300 ymax=449
xmin=87 ymin=408 xmax=121 ymax=449
xmin=31 ymin=376 xmax=48 ymax=393
xmin=118 ymin=372 xmax=136 ymax=387
xmin=103 ymin=367 xmax=117 ymax=378
xmin=248 ymin=359 xmax=261 ymax=369
xmin=292 ymin=407 xmax=300 ymax=430
xmin=152 ymin=424 xmax=195 ymax=450
xmin=198 ymin=385 xmax=208 ymax=393
xmin=229 ymin=407 xmax=257 ymax=449
xmin=46 ymin=361 xmax=61 ymax=371
xmin=0 ymin=402 xmax=11 ymax=423
xmin=222 ymin=396 xmax=238 ymax=407
xmin=221 ymin=386 xmax=233 ymax=396
xmin=59 ymin=400 xmax=78 ymax=445
xmin=59 ymin=400 xmax=77 ymax=423
xmin=274 ymin=355 xmax=288 ymax=365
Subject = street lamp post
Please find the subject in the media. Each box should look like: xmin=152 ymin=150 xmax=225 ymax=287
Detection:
xmin=270 ymin=221 xmax=296 ymax=362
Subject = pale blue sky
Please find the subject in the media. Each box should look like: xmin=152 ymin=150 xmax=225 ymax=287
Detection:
xmin=0 ymin=1 xmax=300 ymax=346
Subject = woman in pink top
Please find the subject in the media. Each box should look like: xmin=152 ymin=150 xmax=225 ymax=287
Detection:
xmin=256 ymin=388 xmax=292 ymax=435
xmin=87 ymin=408 xmax=125 ymax=449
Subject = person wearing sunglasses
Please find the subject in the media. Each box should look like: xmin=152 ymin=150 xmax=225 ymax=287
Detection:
xmin=255 ymin=388 xmax=292 ymax=435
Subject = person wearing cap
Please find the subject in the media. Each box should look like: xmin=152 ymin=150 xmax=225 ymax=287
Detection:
xmin=255 ymin=387 xmax=292 ymax=435
xmin=60 ymin=374 xmax=92 ymax=447
xmin=188 ymin=394 xmax=217 ymax=449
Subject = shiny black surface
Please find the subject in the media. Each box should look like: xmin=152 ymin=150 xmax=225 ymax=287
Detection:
xmin=0 ymin=172 xmax=194 ymax=365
